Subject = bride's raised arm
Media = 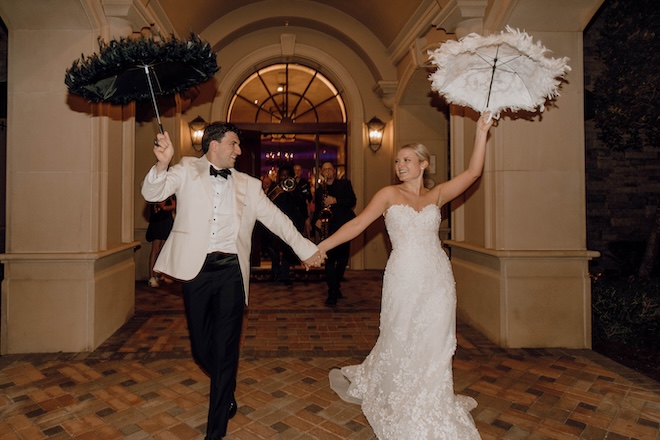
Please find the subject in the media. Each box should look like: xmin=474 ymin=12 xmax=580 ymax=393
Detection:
xmin=435 ymin=112 xmax=494 ymax=207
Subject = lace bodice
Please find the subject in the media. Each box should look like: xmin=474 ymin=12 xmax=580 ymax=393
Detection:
xmin=385 ymin=204 xmax=443 ymax=253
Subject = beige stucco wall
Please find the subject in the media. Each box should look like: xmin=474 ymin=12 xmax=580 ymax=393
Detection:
xmin=0 ymin=4 xmax=138 ymax=354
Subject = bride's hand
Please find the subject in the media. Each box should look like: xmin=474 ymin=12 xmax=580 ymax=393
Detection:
xmin=478 ymin=112 xmax=496 ymax=131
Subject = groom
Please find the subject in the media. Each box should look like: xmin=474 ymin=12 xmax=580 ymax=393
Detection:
xmin=142 ymin=122 xmax=322 ymax=439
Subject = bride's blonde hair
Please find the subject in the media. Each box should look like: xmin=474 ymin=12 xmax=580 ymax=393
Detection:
xmin=400 ymin=143 xmax=430 ymax=177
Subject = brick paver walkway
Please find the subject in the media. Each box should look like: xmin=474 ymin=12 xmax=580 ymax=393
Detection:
xmin=0 ymin=269 xmax=658 ymax=439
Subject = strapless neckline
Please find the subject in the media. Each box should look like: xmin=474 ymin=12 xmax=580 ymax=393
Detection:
xmin=386 ymin=204 xmax=438 ymax=215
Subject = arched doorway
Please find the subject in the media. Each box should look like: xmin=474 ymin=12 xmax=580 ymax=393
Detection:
xmin=211 ymin=40 xmax=368 ymax=270
xmin=227 ymin=63 xmax=348 ymax=184
xmin=226 ymin=63 xmax=348 ymax=267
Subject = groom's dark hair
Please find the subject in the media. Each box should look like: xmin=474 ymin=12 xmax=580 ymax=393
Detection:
xmin=202 ymin=122 xmax=241 ymax=154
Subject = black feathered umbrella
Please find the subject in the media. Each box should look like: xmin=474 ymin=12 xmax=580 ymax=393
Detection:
xmin=65 ymin=33 xmax=219 ymax=133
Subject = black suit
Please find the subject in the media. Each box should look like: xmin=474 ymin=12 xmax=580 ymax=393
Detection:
xmin=266 ymin=182 xmax=308 ymax=282
xmin=313 ymin=178 xmax=356 ymax=302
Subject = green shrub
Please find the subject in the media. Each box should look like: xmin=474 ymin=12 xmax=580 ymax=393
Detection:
xmin=592 ymin=276 xmax=659 ymax=349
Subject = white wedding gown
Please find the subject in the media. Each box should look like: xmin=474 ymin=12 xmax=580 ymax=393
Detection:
xmin=329 ymin=204 xmax=481 ymax=439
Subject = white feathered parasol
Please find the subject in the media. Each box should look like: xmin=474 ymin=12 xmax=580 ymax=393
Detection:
xmin=428 ymin=26 xmax=571 ymax=120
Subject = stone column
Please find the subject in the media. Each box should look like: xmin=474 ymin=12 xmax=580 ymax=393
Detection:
xmin=432 ymin=1 xmax=599 ymax=348
xmin=0 ymin=3 xmax=152 ymax=353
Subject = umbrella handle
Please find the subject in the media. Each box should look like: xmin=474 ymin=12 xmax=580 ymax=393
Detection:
xmin=482 ymin=111 xmax=498 ymax=123
xmin=144 ymin=65 xmax=164 ymax=134
xmin=485 ymin=45 xmax=500 ymax=111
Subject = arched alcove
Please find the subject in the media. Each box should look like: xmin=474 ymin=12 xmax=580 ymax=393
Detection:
xmin=208 ymin=39 xmax=374 ymax=269
xmin=227 ymin=62 xmax=348 ymax=184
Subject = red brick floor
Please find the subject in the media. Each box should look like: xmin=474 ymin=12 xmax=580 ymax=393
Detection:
xmin=0 ymin=269 xmax=658 ymax=439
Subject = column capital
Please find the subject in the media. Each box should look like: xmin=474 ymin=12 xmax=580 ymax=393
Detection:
xmin=102 ymin=0 xmax=155 ymax=38
xmin=431 ymin=0 xmax=488 ymax=37
xmin=372 ymin=80 xmax=398 ymax=110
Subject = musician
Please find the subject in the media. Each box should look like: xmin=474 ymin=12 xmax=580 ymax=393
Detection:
xmin=293 ymin=163 xmax=313 ymax=237
xmin=313 ymin=162 xmax=356 ymax=305
xmin=293 ymin=164 xmax=312 ymax=203
xmin=266 ymin=164 xmax=308 ymax=285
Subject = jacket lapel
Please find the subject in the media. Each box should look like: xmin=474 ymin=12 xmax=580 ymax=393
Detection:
xmin=195 ymin=156 xmax=214 ymax=201
xmin=233 ymin=171 xmax=247 ymax=239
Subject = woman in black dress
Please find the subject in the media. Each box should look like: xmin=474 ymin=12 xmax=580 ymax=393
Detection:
xmin=146 ymin=195 xmax=176 ymax=287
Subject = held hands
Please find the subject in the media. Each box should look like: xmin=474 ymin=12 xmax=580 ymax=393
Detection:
xmin=153 ymin=131 xmax=174 ymax=171
xmin=302 ymin=249 xmax=327 ymax=271
xmin=317 ymin=242 xmax=330 ymax=260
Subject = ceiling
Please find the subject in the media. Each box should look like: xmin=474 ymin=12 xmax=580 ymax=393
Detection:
xmin=156 ymin=0 xmax=427 ymax=50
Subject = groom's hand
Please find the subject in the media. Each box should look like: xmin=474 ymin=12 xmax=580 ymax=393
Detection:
xmin=302 ymin=251 xmax=325 ymax=270
xmin=153 ymin=131 xmax=174 ymax=172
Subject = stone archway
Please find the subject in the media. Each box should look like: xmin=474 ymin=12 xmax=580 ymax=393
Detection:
xmin=210 ymin=40 xmax=371 ymax=269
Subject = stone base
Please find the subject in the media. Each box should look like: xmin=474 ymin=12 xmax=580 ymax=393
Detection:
xmin=447 ymin=241 xmax=599 ymax=349
xmin=1 ymin=243 xmax=137 ymax=354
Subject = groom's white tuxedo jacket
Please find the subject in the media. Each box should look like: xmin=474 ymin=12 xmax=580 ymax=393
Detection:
xmin=141 ymin=155 xmax=317 ymax=303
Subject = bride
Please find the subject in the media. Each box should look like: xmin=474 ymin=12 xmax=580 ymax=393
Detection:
xmin=317 ymin=112 xmax=494 ymax=439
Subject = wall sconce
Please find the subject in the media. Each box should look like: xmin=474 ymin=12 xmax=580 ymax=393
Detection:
xmin=189 ymin=115 xmax=207 ymax=151
xmin=367 ymin=116 xmax=385 ymax=153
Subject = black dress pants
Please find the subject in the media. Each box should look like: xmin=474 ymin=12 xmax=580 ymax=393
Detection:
xmin=266 ymin=236 xmax=297 ymax=282
xmin=182 ymin=253 xmax=245 ymax=440
xmin=325 ymin=242 xmax=350 ymax=299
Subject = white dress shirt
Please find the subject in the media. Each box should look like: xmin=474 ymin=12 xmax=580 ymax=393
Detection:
xmin=208 ymin=167 xmax=238 ymax=254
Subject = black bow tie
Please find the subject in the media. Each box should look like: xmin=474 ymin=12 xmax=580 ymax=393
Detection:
xmin=210 ymin=166 xmax=231 ymax=179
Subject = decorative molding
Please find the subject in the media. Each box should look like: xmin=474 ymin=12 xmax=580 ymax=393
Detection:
xmin=387 ymin=0 xmax=442 ymax=66
xmin=372 ymin=80 xmax=398 ymax=110
xmin=431 ymin=0 xmax=488 ymax=35
xmin=140 ymin=0 xmax=176 ymax=37
xmin=483 ymin=0 xmax=517 ymax=32
xmin=280 ymin=33 xmax=296 ymax=57
xmin=410 ymin=37 xmax=435 ymax=68
xmin=102 ymin=0 xmax=157 ymax=34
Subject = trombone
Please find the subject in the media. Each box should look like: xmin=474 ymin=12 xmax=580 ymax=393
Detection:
xmin=268 ymin=176 xmax=296 ymax=202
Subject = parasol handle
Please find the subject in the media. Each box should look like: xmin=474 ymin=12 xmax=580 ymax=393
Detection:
xmin=143 ymin=65 xmax=164 ymax=134
xmin=485 ymin=45 xmax=500 ymax=111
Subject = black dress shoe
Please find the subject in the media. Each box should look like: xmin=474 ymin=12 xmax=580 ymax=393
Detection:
xmin=325 ymin=296 xmax=337 ymax=306
xmin=228 ymin=399 xmax=237 ymax=419
xmin=337 ymin=290 xmax=343 ymax=299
